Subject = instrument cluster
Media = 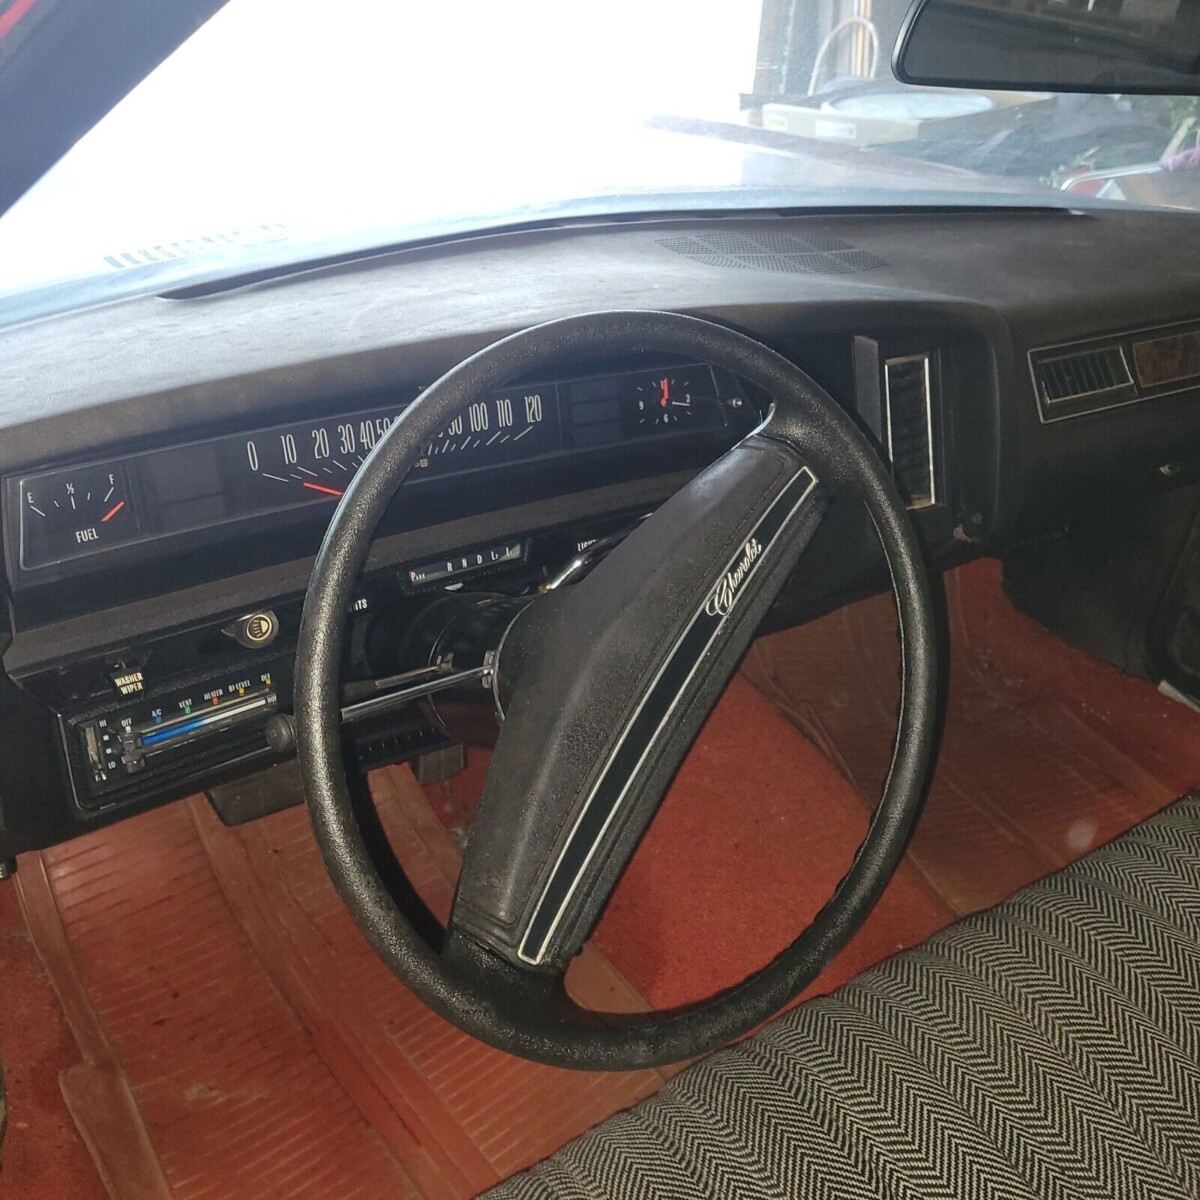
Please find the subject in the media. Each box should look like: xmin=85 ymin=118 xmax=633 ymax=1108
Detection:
xmin=8 ymin=363 xmax=744 ymax=575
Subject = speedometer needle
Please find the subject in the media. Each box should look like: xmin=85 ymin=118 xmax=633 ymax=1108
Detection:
xmin=303 ymin=481 xmax=344 ymax=498
xmin=101 ymin=500 xmax=125 ymax=522
xmin=660 ymin=377 xmax=670 ymax=408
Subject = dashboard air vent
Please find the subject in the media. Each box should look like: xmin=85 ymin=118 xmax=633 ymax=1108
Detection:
xmin=883 ymin=353 xmax=936 ymax=510
xmin=1030 ymin=342 xmax=1136 ymax=421
xmin=656 ymin=232 xmax=887 ymax=275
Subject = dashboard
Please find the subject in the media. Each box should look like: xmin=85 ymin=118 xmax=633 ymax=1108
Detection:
xmin=3 ymin=203 xmax=1200 ymax=860
xmin=0 ymin=355 xmax=760 ymax=832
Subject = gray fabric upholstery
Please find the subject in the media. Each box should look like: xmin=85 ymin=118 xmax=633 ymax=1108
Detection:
xmin=487 ymin=794 xmax=1200 ymax=1199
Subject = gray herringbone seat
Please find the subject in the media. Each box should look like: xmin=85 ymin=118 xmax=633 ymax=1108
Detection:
xmin=487 ymin=794 xmax=1200 ymax=1199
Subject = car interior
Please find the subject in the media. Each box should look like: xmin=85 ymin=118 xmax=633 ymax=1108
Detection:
xmin=2 ymin=0 xmax=1200 ymax=1196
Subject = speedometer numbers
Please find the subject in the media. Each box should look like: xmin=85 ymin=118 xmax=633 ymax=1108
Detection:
xmin=19 ymin=463 xmax=140 ymax=569
xmin=414 ymin=389 xmax=555 ymax=474
xmin=243 ymin=415 xmax=394 ymax=501
xmin=239 ymin=391 xmax=560 ymax=503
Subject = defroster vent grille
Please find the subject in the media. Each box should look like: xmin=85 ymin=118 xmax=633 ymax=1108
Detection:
xmin=657 ymin=232 xmax=887 ymax=276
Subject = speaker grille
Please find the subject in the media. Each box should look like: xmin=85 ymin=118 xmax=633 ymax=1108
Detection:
xmin=656 ymin=232 xmax=887 ymax=276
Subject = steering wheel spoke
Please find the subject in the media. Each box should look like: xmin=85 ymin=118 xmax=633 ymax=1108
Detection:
xmin=451 ymin=435 xmax=827 ymax=972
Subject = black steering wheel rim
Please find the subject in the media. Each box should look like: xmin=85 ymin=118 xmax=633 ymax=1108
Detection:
xmin=295 ymin=310 xmax=938 ymax=1069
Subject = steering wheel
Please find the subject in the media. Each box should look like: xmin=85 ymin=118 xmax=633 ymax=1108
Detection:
xmin=295 ymin=310 xmax=938 ymax=1070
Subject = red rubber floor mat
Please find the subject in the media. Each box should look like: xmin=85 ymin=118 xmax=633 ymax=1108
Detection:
xmin=8 ymin=768 xmax=665 ymax=1200
xmin=4 ymin=688 xmax=950 ymax=1200
xmin=743 ymin=557 xmax=1200 ymax=915
xmin=0 ymin=885 xmax=102 ymax=1198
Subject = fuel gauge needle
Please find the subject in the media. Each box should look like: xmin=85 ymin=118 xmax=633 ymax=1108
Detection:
xmin=101 ymin=500 xmax=125 ymax=522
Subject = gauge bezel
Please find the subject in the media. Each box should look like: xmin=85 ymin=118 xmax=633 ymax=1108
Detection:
xmin=3 ymin=362 xmax=746 ymax=588
xmin=16 ymin=461 xmax=143 ymax=570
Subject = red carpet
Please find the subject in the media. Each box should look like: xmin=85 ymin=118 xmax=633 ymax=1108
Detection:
xmin=744 ymin=558 xmax=1200 ymax=915
xmin=592 ymin=675 xmax=955 ymax=1008
xmin=423 ymin=676 xmax=955 ymax=1011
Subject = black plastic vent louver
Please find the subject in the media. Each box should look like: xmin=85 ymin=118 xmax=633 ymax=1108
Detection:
xmin=1030 ymin=342 xmax=1135 ymax=421
xmin=656 ymin=232 xmax=887 ymax=275
xmin=884 ymin=354 xmax=936 ymax=510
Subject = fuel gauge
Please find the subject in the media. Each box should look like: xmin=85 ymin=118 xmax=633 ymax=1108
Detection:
xmin=19 ymin=462 xmax=141 ymax=569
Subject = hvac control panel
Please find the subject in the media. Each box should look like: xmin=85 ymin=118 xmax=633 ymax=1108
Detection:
xmin=71 ymin=667 xmax=282 ymax=801
xmin=58 ymin=643 xmax=296 ymax=812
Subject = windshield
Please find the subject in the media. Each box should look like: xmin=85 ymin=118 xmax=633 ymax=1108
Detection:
xmin=1 ymin=0 xmax=1198 ymax=323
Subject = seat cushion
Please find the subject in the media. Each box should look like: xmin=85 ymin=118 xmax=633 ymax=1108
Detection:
xmin=487 ymin=794 xmax=1200 ymax=1199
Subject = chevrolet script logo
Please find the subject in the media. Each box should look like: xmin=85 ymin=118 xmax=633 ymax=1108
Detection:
xmin=704 ymin=538 xmax=762 ymax=618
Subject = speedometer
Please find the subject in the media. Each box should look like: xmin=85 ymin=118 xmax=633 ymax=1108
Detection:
xmin=237 ymin=390 xmax=562 ymax=505
xmin=242 ymin=412 xmax=400 ymax=501
xmin=413 ymin=388 xmax=560 ymax=476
